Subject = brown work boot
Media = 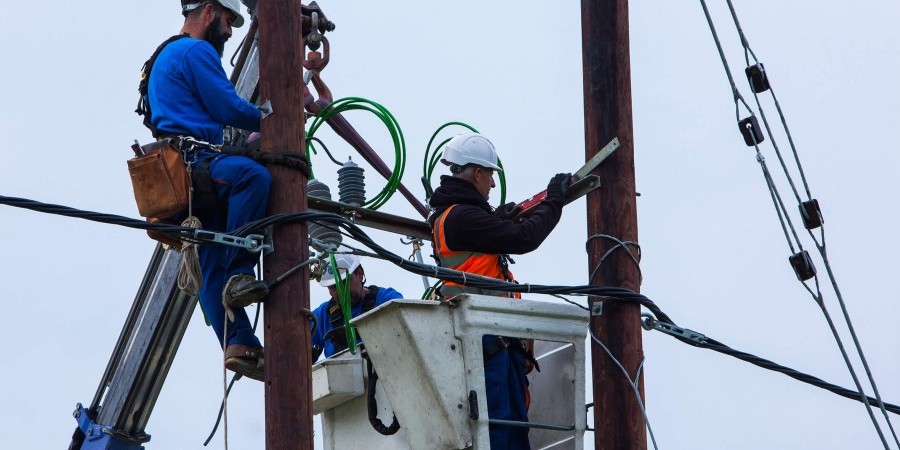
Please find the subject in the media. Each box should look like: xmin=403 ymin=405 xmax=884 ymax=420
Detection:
xmin=223 ymin=274 xmax=268 ymax=308
xmin=224 ymin=344 xmax=264 ymax=381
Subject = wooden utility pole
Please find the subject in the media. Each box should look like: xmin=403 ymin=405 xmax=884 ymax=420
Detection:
xmin=258 ymin=0 xmax=313 ymax=448
xmin=581 ymin=0 xmax=647 ymax=448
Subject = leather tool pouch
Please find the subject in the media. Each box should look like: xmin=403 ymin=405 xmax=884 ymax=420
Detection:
xmin=128 ymin=138 xmax=190 ymax=218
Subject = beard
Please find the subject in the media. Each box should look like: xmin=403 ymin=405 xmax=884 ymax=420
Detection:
xmin=203 ymin=15 xmax=229 ymax=57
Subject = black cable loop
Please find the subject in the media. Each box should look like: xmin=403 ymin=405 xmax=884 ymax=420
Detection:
xmin=203 ymin=375 xmax=239 ymax=446
xmin=308 ymin=136 xmax=344 ymax=166
xmin=301 ymin=308 xmax=319 ymax=337
xmin=363 ymin=353 xmax=401 ymax=435
xmin=229 ymin=27 xmax=250 ymax=68
xmin=268 ymin=258 xmax=318 ymax=290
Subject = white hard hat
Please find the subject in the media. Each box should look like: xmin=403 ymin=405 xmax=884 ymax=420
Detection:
xmin=440 ymin=132 xmax=503 ymax=172
xmin=319 ymin=254 xmax=362 ymax=287
xmin=182 ymin=0 xmax=246 ymax=28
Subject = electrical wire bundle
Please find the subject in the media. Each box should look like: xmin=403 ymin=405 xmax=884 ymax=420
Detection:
xmin=1 ymin=193 xmax=899 ymax=432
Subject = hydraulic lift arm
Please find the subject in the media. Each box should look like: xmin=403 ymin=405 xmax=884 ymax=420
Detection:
xmin=69 ymin=246 xmax=195 ymax=450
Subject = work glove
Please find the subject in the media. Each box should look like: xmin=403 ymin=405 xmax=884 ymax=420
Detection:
xmin=546 ymin=173 xmax=571 ymax=202
xmin=494 ymin=202 xmax=521 ymax=220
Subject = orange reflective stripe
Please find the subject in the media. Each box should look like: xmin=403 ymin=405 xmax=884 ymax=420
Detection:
xmin=432 ymin=204 xmax=505 ymax=287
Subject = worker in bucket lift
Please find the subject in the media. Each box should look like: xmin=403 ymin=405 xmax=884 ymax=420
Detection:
xmin=310 ymin=254 xmax=403 ymax=362
xmin=144 ymin=0 xmax=269 ymax=381
xmin=428 ymin=132 xmax=570 ymax=450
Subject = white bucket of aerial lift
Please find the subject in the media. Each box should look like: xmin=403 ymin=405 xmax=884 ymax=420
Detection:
xmin=351 ymin=295 xmax=589 ymax=450
xmin=312 ymin=352 xmax=410 ymax=449
xmin=311 ymin=356 xmax=365 ymax=415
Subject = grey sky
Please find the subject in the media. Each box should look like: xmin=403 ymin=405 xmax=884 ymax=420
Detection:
xmin=1 ymin=1 xmax=898 ymax=449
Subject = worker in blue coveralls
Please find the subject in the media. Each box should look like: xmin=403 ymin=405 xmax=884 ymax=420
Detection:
xmin=310 ymin=254 xmax=403 ymax=362
xmin=147 ymin=0 xmax=269 ymax=381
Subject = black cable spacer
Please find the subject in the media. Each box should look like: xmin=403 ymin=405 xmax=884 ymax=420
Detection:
xmin=739 ymin=116 xmax=765 ymax=146
xmin=799 ymin=199 xmax=823 ymax=230
xmin=789 ymin=250 xmax=817 ymax=282
xmin=745 ymin=63 xmax=770 ymax=93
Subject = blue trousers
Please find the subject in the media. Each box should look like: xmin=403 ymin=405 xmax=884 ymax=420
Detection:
xmin=484 ymin=337 xmax=531 ymax=450
xmin=193 ymin=152 xmax=271 ymax=348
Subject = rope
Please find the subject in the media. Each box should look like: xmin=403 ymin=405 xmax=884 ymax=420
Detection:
xmin=221 ymin=316 xmax=231 ymax=450
xmin=177 ymin=215 xmax=204 ymax=296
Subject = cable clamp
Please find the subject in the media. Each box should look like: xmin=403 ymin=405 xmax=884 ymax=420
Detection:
xmin=641 ymin=314 xmax=707 ymax=346
xmin=194 ymin=231 xmax=271 ymax=253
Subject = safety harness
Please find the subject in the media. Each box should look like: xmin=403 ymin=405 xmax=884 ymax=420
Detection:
xmin=432 ymin=205 xmax=514 ymax=286
xmin=136 ymin=34 xmax=189 ymax=139
xmin=321 ymin=285 xmax=380 ymax=354
xmin=136 ymin=36 xmax=313 ymax=216
xmin=179 ymin=138 xmax=313 ymax=213
xmin=430 ymin=205 xmax=540 ymax=372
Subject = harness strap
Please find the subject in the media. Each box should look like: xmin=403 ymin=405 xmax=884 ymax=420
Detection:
xmin=136 ymin=34 xmax=190 ymax=138
xmin=325 ymin=285 xmax=380 ymax=354
xmin=191 ymin=154 xmax=224 ymax=213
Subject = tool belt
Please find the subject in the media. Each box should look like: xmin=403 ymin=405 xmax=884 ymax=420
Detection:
xmin=127 ymin=138 xmax=190 ymax=219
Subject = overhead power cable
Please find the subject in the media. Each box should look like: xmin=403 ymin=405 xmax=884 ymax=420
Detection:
xmin=643 ymin=314 xmax=900 ymax=417
xmin=4 ymin=193 xmax=900 ymax=429
xmin=0 ymin=195 xmax=194 ymax=236
xmin=698 ymin=2 xmax=898 ymax=447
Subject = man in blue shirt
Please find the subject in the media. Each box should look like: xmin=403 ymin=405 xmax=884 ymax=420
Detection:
xmin=310 ymin=255 xmax=403 ymax=361
xmin=147 ymin=0 xmax=269 ymax=380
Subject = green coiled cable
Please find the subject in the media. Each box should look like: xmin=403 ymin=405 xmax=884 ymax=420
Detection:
xmin=306 ymin=97 xmax=406 ymax=210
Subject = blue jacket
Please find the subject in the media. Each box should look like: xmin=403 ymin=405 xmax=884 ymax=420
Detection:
xmin=148 ymin=37 xmax=260 ymax=144
xmin=311 ymin=286 xmax=403 ymax=359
